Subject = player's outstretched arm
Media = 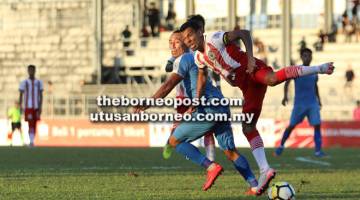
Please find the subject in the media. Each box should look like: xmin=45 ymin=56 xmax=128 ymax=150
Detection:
xmin=152 ymin=73 xmax=183 ymax=99
xmin=225 ymin=30 xmax=256 ymax=73
xmin=134 ymin=73 xmax=183 ymax=113
xmin=282 ymin=80 xmax=291 ymax=106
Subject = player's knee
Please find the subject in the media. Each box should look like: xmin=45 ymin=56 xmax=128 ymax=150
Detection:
xmin=223 ymin=150 xmax=239 ymax=161
xmin=242 ymin=123 xmax=255 ymax=134
xmin=168 ymin=136 xmax=180 ymax=148
xmin=265 ymin=73 xmax=278 ymax=86
xmin=314 ymin=124 xmax=321 ymax=130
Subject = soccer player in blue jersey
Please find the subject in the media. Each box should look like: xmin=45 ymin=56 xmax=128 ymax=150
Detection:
xmin=275 ymin=48 xmax=326 ymax=157
xmin=163 ymin=15 xmax=218 ymax=161
xmin=135 ymin=31 xmax=259 ymax=195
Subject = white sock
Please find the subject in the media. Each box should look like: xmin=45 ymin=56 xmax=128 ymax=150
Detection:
xmin=29 ymin=132 xmax=35 ymax=146
xmin=205 ymin=144 xmax=215 ymax=161
xmin=252 ymin=147 xmax=270 ymax=173
xmin=297 ymin=65 xmax=320 ymax=76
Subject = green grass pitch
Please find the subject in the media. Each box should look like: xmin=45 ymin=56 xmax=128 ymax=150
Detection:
xmin=0 ymin=147 xmax=359 ymax=199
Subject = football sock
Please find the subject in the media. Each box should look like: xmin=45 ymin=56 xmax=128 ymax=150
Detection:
xmin=175 ymin=142 xmax=212 ymax=168
xmin=245 ymin=129 xmax=270 ymax=173
xmin=233 ymin=155 xmax=258 ymax=188
xmin=275 ymin=65 xmax=324 ymax=83
xmin=205 ymin=144 xmax=215 ymax=161
xmin=314 ymin=126 xmax=322 ymax=152
xmin=204 ymin=133 xmax=215 ymax=161
xmin=281 ymin=128 xmax=292 ymax=146
xmin=29 ymin=132 xmax=35 ymax=146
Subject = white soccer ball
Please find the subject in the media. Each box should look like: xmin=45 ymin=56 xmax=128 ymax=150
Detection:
xmin=267 ymin=181 xmax=296 ymax=200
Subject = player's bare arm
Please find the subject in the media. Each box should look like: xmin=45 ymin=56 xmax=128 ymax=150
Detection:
xmin=225 ymin=30 xmax=256 ymax=73
xmin=134 ymin=73 xmax=183 ymax=113
xmin=196 ymin=66 xmax=208 ymax=99
xmin=39 ymin=90 xmax=43 ymax=116
xmin=211 ymin=71 xmax=221 ymax=90
xmin=19 ymin=91 xmax=23 ymax=113
xmin=282 ymin=80 xmax=291 ymax=106
xmin=187 ymin=66 xmax=208 ymax=114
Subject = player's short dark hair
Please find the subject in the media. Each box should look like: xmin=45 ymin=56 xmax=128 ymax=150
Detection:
xmin=173 ymin=29 xmax=181 ymax=34
xmin=357 ymin=100 xmax=360 ymax=105
xmin=187 ymin=14 xmax=205 ymax=27
xmin=28 ymin=64 xmax=36 ymax=70
xmin=179 ymin=20 xmax=201 ymax=32
xmin=300 ymin=48 xmax=312 ymax=56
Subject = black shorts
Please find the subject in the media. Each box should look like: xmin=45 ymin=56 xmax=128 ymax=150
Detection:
xmin=11 ymin=122 xmax=21 ymax=132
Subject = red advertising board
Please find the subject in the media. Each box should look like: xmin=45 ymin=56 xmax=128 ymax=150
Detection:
xmin=35 ymin=119 xmax=149 ymax=147
xmin=29 ymin=119 xmax=360 ymax=147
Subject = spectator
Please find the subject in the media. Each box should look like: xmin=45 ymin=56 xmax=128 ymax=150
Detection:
xmin=165 ymin=3 xmax=176 ymax=31
xmin=233 ymin=24 xmax=241 ymax=47
xmin=343 ymin=13 xmax=354 ymax=42
xmin=352 ymin=1 xmax=360 ymax=42
xmin=354 ymin=100 xmax=360 ymax=121
xmin=140 ymin=25 xmax=150 ymax=47
xmin=147 ymin=2 xmax=160 ymax=37
xmin=299 ymin=36 xmax=307 ymax=52
xmin=318 ymin=29 xmax=327 ymax=45
xmin=327 ymin=22 xmax=338 ymax=43
xmin=254 ymin=37 xmax=268 ymax=64
xmin=121 ymin=25 xmax=132 ymax=48
xmin=272 ymin=58 xmax=280 ymax=70
xmin=313 ymin=39 xmax=323 ymax=52
xmin=345 ymin=64 xmax=355 ymax=88
xmin=313 ymin=30 xmax=326 ymax=52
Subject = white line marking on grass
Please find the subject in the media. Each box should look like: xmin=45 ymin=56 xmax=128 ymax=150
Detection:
xmin=47 ymin=166 xmax=182 ymax=171
xmin=295 ymin=157 xmax=331 ymax=166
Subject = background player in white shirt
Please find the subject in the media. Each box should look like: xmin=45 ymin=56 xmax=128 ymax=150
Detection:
xmin=19 ymin=65 xmax=43 ymax=146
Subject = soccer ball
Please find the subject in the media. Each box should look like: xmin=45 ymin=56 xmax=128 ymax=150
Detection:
xmin=267 ymin=181 xmax=296 ymax=200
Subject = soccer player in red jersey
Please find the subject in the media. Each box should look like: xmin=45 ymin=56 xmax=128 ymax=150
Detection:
xmin=179 ymin=21 xmax=334 ymax=195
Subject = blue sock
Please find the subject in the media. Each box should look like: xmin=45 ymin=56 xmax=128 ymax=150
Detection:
xmin=175 ymin=142 xmax=212 ymax=168
xmin=233 ymin=155 xmax=258 ymax=188
xmin=314 ymin=126 xmax=322 ymax=152
xmin=281 ymin=128 xmax=292 ymax=146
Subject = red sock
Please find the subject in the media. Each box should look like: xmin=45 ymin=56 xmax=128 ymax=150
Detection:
xmin=204 ymin=133 xmax=215 ymax=146
xmin=244 ymin=129 xmax=264 ymax=151
xmin=275 ymin=66 xmax=301 ymax=83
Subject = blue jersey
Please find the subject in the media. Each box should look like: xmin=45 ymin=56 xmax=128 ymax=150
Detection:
xmin=173 ymin=52 xmax=226 ymax=113
xmin=293 ymin=73 xmax=319 ymax=106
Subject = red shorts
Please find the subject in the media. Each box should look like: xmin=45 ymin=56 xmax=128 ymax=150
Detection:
xmin=24 ymin=108 xmax=40 ymax=122
xmin=233 ymin=57 xmax=274 ymax=125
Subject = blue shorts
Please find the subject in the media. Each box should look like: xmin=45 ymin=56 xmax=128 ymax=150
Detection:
xmin=289 ymin=104 xmax=321 ymax=126
xmin=172 ymin=113 xmax=235 ymax=150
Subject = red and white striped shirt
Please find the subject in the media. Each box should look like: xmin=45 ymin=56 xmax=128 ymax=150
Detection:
xmin=19 ymin=79 xmax=43 ymax=109
xmin=194 ymin=31 xmax=246 ymax=84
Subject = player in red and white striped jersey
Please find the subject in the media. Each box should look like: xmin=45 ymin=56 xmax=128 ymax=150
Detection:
xmin=19 ymin=65 xmax=43 ymax=147
xmin=179 ymin=20 xmax=334 ymax=196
